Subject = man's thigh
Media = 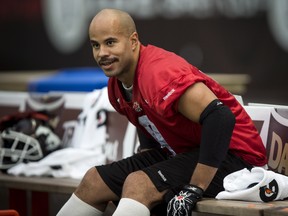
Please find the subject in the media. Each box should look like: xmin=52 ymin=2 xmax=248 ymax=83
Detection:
xmin=143 ymin=150 xmax=253 ymax=197
xmin=96 ymin=148 xmax=168 ymax=197
xmin=142 ymin=149 xmax=200 ymax=192
xmin=97 ymin=147 xmax=252 ymax=198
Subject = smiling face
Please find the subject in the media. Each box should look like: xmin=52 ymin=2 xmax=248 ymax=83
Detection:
xmin=89 ymin=9 xmax=140 ymax=86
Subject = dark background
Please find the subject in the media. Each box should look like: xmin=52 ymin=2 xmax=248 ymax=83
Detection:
xmin=1 ymin=0 xmax=288 ymax=105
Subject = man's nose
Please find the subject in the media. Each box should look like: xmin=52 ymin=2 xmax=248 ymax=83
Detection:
xmin=98 ymin=46 xmax=109 ymax=57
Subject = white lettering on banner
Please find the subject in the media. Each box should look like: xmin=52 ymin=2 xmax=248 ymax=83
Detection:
xmin=267 ymin=0 xmax=288 ymax=52
xmin=90 ymin=0 xmax=264 ymax=18
xmin=42 ymin=0 xmax=88 ymax=53
xmin=43 ymin=0 xmax=288 ymax=53
xmin=268 ymin=132 xmax=288 ymax=175
xmin=279 ymin=144 xmax=288 ymax=175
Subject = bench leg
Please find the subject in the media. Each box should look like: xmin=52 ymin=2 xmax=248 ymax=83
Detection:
xmin=31 ymin=191 xmax=49 ymax=216
xmin=9 ymin=189 xmax=27 ymax=216
xmin=9 ymin=189 xmax=49 ymax=216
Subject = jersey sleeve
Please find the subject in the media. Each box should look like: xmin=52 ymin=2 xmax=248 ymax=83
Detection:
xmin=139 ymin=56 xmax=206 ymax=117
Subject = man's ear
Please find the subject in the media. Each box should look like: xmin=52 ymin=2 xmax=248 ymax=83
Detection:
xmin=130 ymin=32 xmax=139 ymax=50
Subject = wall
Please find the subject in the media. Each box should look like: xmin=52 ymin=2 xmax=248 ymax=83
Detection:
xmin=1 ymin=0 xmax=288 ymax=104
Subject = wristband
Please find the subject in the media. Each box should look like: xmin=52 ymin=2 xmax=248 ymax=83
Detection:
xmin=183 ymin=184 xmax=204 ymax=199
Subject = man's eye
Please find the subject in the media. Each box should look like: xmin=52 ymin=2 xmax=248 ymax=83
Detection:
xmin=91 ymin=43 xmax=99 ymax=49
xmin=107 ymin=41 xmax=114 ymax=46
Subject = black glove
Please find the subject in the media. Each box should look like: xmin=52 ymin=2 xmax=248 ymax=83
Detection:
xmin=166 ymin=184 xmax=204 ymax=216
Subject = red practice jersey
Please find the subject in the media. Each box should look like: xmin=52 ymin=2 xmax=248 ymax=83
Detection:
xmin=108 ymin=44 xmax=267 ymax=166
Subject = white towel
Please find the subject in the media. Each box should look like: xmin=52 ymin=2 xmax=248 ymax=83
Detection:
xmin=216 ymin=167 xmax=288 ymax=202
xmin=7 ymin=147 xmax=106 ymax=179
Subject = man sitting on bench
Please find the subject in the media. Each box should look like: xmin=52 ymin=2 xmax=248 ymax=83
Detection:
xmin=57 ymin=8 xmax=267 ymax=216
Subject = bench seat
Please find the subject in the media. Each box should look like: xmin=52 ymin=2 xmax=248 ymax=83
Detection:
xmin=0 ymin=173 xmax=79 ymax=194
xmin=195 ymin=198 xmax=288 ymax=216
xmin=1 ymin=173 xmax=288 ymax=216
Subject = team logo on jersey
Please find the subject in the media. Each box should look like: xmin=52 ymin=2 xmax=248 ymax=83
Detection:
xmin=133 ymin=102 xmax=142 ymax=112
xmin=259 ymin=179 xmax=279 ymax=202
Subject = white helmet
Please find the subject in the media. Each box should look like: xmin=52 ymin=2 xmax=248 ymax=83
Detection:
xmin=0 ymin=114 xmax=61 ymax=170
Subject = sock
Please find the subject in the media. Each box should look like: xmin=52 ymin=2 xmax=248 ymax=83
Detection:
xmin=57 ymin=193 xmax=104 ymax=216
xmin=112 ymin=198 xmax=150 ymax=216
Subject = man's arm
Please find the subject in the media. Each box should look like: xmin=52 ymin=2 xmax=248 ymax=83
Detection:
xmin=167 ymin=82 xmax=235 ymax=216
xmin=177 ymin=82 xmax=235 ymax=190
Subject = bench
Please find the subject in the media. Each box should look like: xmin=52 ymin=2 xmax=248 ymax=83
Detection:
xmin=1 ymin=174 xmax=288 ymax=216
xmin=0 ymin=173 xmax=117 ymax=216
xmin=1 ymin=90 xmax=288 ymax=216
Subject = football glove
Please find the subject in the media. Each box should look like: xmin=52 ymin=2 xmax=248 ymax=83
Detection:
xmin=167 ymin=184 xmax=203 ymax=216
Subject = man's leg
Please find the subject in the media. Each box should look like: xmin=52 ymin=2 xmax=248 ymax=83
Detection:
xmin=56 ymin=193 xmax=104 ymax=216
xmin=112 ymin=149 xmax=253 ymax=216
xmin=112 ymin=171 xmax=166 ymax=216
xmin=57 ymin=167 xmax=119 ymax=216
xmin=112 ymin=149 xmax=200 ymax=216
xmin=57 ymin=148 xmax=169 ymax=216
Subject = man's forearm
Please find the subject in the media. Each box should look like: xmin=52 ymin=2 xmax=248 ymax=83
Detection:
xmin=190 ymin=163 xmax=218 ymax=191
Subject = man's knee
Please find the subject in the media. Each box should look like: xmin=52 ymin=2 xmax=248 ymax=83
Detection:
xmin=123 ymin=171 xmax=149 ymax=190
xmin=75 ymin=167 xmax=99 ymax=195
xmin=75 ymin=167 xmax=118 ymax=209
xmin=122 ymin=171 xmax=164 ymax=207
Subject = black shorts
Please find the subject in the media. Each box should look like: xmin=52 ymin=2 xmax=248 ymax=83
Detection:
xmin=96 ymin=148 xmax=252 ymax=198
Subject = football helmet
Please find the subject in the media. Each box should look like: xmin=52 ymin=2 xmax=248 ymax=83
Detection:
xmin=0 ymin=113 xmax=61 ymax=170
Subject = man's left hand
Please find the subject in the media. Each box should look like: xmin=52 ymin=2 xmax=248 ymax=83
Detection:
xmin=167 ymin=184 xmax=203 ymax=216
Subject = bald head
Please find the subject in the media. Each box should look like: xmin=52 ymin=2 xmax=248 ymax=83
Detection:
xmin=89 ymin=9 xmax=140 ymax=85
xmin=90 ymin=9 xmax=137 ymax=37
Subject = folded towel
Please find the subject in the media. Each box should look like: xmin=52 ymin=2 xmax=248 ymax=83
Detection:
xmin=216 ymin=167 xmax=288 ymax=202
